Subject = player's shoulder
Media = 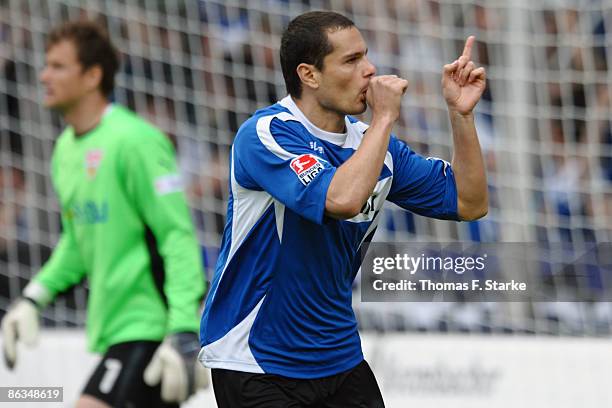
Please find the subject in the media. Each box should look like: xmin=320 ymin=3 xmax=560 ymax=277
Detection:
xmin=241 ymin=102 xmax=300 ymax=132
xmin=107 ymin=105 xmax=170 ymax=148
xmin=235 ymin=102 xmax=303 ymax=146
xmin=51 ymin=127 xmax=74 ymax=162
xmin=54 ymin=126 xmax=74 ymax=147
xmin=107 ymin=105 xmax=163 ymax=137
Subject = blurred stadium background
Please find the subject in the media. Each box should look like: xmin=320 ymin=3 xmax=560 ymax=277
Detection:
xmin=1 ymin=0 xmax=611 ymax=406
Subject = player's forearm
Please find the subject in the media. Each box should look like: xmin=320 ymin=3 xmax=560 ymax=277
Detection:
xmin=449 ymin=110 xmax=488 ymax=220
xmin=326 ymin=116 xmax=394 ymax=218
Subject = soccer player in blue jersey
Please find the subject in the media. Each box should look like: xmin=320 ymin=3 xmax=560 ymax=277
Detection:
xmin=199 ymin=11 xmax=488 ymax=407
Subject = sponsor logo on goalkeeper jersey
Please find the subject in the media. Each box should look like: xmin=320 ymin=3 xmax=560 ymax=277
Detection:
xmin=290 ymin=154 xmax=323 ymax=186
xmin=66 ymin=200 xmax=109 ymax=224
xmin=85 ymin=149 xmax=104 ymax=179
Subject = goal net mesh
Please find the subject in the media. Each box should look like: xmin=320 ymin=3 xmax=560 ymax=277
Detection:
xmin=1 ymin=0 xmax=611 ymax=336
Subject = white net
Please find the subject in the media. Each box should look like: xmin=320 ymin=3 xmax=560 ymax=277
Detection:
xmin=0 ymin=0 xmax=611 ymax=335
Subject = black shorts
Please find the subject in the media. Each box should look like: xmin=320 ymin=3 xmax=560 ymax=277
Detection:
xmin=82 ymin=340 xmax=178 ymax=408
xmin=212 ymin=360 xmax=385 ymax=408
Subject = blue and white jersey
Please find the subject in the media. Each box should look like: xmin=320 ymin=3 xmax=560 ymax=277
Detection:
xmin=199 ymin=96 xmax=459 ymax=379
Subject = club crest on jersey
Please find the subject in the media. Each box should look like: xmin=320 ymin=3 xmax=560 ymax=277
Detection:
xmin=290 ymin=154 xmax=323 ymax=186
xmin=85 ymin=149 xmax=103 ymax=179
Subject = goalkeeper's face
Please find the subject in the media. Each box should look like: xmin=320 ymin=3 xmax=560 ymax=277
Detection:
xmin=316 ymin=27 xmax=376 ymax=115
xmin=40 ymin=40 xmax=100 ymax=111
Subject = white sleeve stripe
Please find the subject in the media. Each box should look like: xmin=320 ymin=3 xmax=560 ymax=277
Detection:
xmin=205 ymin=147 xmax=273 ymax=310
xmin=255 ymin=112 xmax=299 ymax=161
xmin=426 ymin=157 xmax=451 ymax=177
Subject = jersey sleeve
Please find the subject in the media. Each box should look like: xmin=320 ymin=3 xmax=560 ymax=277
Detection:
xmin=121 ymin=130 xmax=205 ymax=335
xmin=34 ymin=216 xmax=87 ymax=301
xmin=34 ymin=146 xmax=87 ymax=301
xmin=387 ymin=136 xmax=459 ymax=220
xmin=232 ymin=115 xmax=336 ymax=225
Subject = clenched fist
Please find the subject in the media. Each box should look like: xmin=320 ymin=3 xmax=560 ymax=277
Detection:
xmin=366 ymin=75 xmax=409 ymax=123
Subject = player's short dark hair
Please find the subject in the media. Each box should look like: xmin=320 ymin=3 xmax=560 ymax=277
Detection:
xmin=46 ymin=20 xmax=120 ymax=97
xmin=280 ymin=11 xmax=355 ymax=98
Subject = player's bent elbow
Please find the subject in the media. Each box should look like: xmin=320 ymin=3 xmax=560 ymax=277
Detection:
xmin=325 ymin=196 xmax=362 ymax=220
xmin=457 ymin=197 xmax=488 ymax=221
xmin=464 ymin=207 xmax=488 ymax=221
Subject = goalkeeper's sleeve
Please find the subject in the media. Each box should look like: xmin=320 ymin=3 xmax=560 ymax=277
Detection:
xmin=30 ymin=141 xmax=87 ymax=306
xmin=121 ymin=129 xmax=205 ymax=335
xmin=32 ymin=214 xmax=87 ymax=307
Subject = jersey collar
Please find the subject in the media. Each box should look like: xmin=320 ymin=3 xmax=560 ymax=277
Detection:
xmin=279 ymin=96 xmax=349 ymax=146
xmin=71 ymin=103 xmax=115 ymax=139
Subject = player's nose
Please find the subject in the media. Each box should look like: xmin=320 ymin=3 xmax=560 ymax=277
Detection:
xmin=39 ymin=67 xmax=50 ymax=84
xmin=363 ymin=56 xmax=376 ymax=78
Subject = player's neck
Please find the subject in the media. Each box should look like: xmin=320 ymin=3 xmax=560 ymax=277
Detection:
xmin=63 ymin=93 xmax=110 ymax=136
xmin=293 ymin=95 xmax=346 ymax=134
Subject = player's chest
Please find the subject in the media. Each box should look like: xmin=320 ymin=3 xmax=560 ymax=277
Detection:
xmin=54 ymin=146 xmax=116 ymax=208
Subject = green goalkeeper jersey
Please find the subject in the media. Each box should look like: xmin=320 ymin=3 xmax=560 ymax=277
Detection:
xmin=34 ymin=105 xmax=205 ymax=353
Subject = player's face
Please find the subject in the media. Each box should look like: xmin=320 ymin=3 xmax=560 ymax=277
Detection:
xmin=40 ymin=40 xmax=91 ymax=111
xmin=317 ymin=27 xmax=376 ymax=116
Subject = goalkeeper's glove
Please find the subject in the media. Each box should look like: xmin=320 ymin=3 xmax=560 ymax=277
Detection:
xmin=1 ymin=281 xmax=52 ymax=370
xmin=2 ymin=299 xmax=39 ymax=370
xmin=143 ymin=332 xmax=209 ymax=403
xmin=1 ymin=282 xmax=52 ymax=370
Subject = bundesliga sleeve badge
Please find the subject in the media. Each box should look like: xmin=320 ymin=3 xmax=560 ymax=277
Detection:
xmin=290 ymin=154 xmax=324 ymax=186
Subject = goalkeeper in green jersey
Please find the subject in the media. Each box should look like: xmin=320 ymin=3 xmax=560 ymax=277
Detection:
xmin=1 ymin=21 xmax=207 ymax=408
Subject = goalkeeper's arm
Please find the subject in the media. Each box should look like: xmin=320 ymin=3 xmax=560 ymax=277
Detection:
xmin=2 ymin=225 xmax=87 ymax=369
xmin=121 ymin=129 xmax=207 ymax=402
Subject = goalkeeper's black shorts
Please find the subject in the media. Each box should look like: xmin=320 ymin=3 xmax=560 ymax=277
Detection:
xmin=82 ymin=340 xmax=178 ymax=408
xmin=211 ymin=359 xmax=385 ymax=408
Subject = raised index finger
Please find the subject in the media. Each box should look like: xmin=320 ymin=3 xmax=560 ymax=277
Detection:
xmin=462 ymin=35 xmax=475 ymax=58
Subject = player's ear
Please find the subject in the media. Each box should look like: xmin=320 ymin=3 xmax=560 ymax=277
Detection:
xmin=83 ymin=64 xmax=103 ymax=93
xmin=296 ymin=63 xmax=320 ymax=92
